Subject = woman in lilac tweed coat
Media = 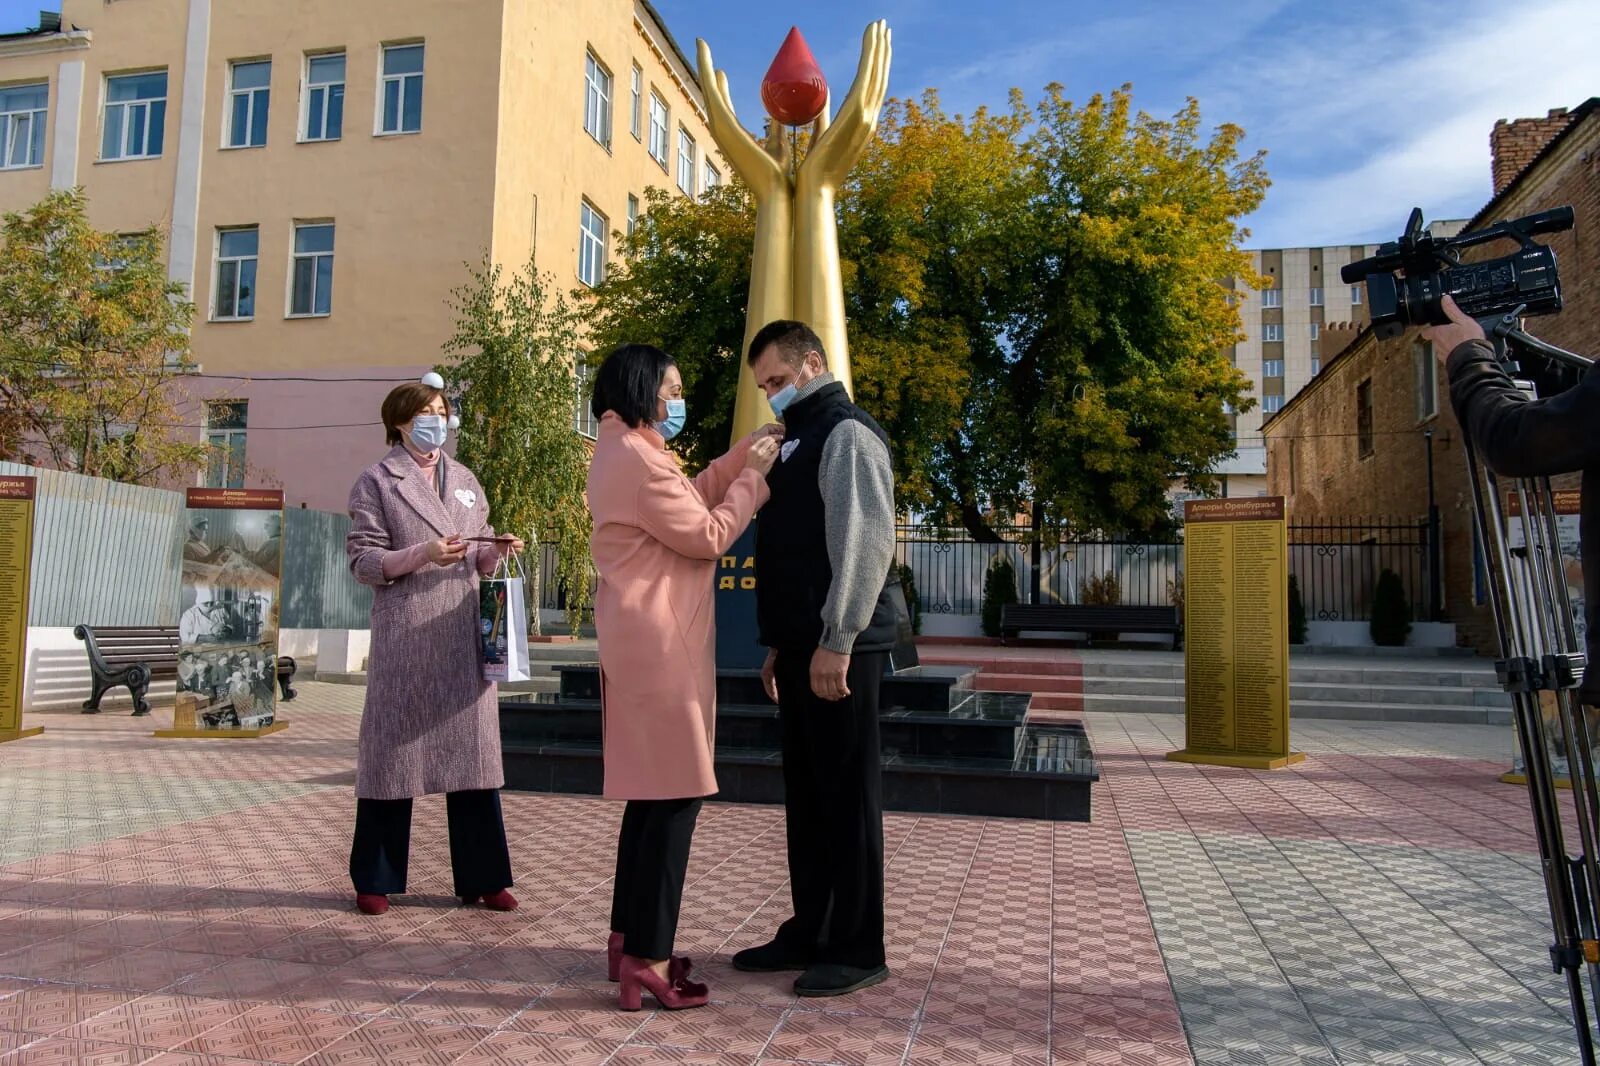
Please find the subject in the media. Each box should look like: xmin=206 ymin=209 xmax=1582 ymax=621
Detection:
xmin=344 ymin=381 xmax=523 ymax=917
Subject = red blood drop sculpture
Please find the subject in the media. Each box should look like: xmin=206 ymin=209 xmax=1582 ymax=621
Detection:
xmin=761 ymin=27 xmax=829 ymax=127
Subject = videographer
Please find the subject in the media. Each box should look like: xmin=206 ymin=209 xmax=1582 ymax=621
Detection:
xmin=1425 ymin=293 xmax=1600 ymax=703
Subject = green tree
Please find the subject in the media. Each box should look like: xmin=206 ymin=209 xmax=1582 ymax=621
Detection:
xmin=981 ymin=554 xmax=1019 ymax=638
xmin=440 ymin=257 xmax=593 ymax=634
xmin=0 ymin=189 xmax=208 ymax=483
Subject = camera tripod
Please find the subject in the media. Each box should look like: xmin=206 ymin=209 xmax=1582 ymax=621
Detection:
xmin=1464 ymin=311 xmax=1599 ymax=1062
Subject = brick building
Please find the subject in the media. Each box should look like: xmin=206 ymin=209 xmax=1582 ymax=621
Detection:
xmin=1264 ymin=98 xmax=1600 ymax=653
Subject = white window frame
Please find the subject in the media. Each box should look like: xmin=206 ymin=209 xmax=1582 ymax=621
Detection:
xmin=626 ymin=194 xmax=639 ymax=239
xmin=1262 ymin=323 xmax=1283 ymax=342
xmin=1262 ymin=288 xmax=1282 ymax=308
xmin=648 ymin=92 xmax=669 ymax=168
xmin=1309 ymin=286 xmax=1324 ymax=306
xmin=677 ymin=126 xmax=696 ymax=195
xmin=584 ymin=51 xmax=612 ymax=148
xmin=1262 ymin=359 xmax=1284 ymax=378
xmin=573 ymin=352 xmax=598 ymax=438
xmin=224 ymin=59 xmax=271 ymax=149
xmin=578 ymin=200 xmax=607 ymax=288
xmin=629 ymin=63 xmax=642 ymax=141
xmin=301 ymin=51 xmax=346 ymax=142
xmin=212 ymin=227 xmax=259 ymax=322
xmin=206 ymin=400 xmax=248 ymax=489
xmin=1311 ymin=357 xmax=1321 ymax=375
xmin=1414 ymin=340 xmax=1438 ymax=422
xmin=288 ymin=221 xmax=335 ymax=318
xmin=1262 ymin=394 xmax=1285 ymax=414
xmin=0 ymin=83 xmax=47 ymax=170
xmin=1309 ymin=321 xmax=1320 ymax=340
xmin=703 ymin=161 xmax=720 ymax=194
xmin=378 ymin=42 xmax=425 ymax=135
xmin=1350 ymin=284 xmax=1363 ymax=305
xmin=101 ymin=71 xmax=168 ymax=161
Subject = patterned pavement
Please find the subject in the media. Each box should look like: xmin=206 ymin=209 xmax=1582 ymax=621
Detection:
xmin=0 ymin=678 xmax=1582 ymax=1064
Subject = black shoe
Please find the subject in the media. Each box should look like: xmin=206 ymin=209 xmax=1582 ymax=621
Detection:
xmin=794 ymin=963 xmax=890 ymax=997
xmin=731 ymin=940 xmax=810 ymax=973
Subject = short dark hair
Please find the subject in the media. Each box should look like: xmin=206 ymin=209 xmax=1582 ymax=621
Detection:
xmin=381 ymin=383 xmax=448 ymax=445
xmin=591 ymin=344 xmax=675 ymax=428
xmin=747 ymin=320 xmax=826 ymax=368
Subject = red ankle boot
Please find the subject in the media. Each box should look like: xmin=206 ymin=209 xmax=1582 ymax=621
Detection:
xmin=356 ymin=893 xmax=389 ymax=915
xmin=461 ymin=889 xmax=519 ymax=911
xmin=617 ymin=954 xmax=709 ymax=1011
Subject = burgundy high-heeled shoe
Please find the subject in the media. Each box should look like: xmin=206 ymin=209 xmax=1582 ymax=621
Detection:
xmin=356 ymin=893 xmax=389 ymax=915
xmin=617 ymin=954 xmax=709 ymax=1011
xmin=606 ymin=932 xmax=700 ymax=990
xmin=460 ymin=889 xmax=519 ymax=911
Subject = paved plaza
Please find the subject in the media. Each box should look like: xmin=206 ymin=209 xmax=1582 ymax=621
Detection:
xmin=0 ymin=679 xmax=1583 ymax=1064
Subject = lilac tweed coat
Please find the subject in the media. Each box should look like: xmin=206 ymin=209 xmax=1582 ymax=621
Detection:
xmin=346 ymin=446 xmax=504 ymax=799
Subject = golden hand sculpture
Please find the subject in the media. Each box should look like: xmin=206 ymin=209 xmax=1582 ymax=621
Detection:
xmin=696 ymin=20 xmax=892 ymax=444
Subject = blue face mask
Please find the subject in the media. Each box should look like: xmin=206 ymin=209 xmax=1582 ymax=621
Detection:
xmin=409 ymin=414 xmax=448 ymax=451
xmin=657 ymin=398 xmax=687 ymax=441
xmin=767 ymin=383 xmax=798 ymax=418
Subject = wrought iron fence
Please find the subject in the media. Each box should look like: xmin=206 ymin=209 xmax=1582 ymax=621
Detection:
xmin=1288 ymin=517 xmax=1435 ymax=623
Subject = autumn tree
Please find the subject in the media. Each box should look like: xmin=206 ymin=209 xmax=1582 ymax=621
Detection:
xmin=440 ymin=257 xmax=593 ymax=633
xmin=0 ymin=189 xmax=209 ymax=483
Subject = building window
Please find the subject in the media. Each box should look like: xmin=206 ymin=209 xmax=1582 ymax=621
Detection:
xmin=290 ymin=222 xmax=334 ymax=316
xmin=1263 ymin=324 xmax=1283 ymax=342
xmin=1309 ymin=287 xmax=1324 ymax=306
xmin=1357 ymin=378 xmax=1374 ymax=458
xmin=1309 ymin=321 xmax=1320 ymax=340
xmin=1350 ymin=284 xmax=1363 ymax=305
xmin=226 ymin=60 xmax=270 ymax=148
xmin=629 ymin=63 xmax=642 ymax=140
xmin=677 ymin=127 xmax=696 ymax=195
xmin=584 ymin=51 xmax=612 ymax=147
xmin=1262 ymin=288 xmax=1282 ymax=308
xmin=626 ymin=194 xmax=638 ymax=239
xmin=648 ymin=92 xmax=668 ymax=167
xmin=1311 ymin=356 xmax=1321 ymax=375
xmin=579 ymin=200 xmax=606 ymax=288
xmin=1287 ymin=439 xmax=1296 ymax=494
xmin=380 ymin=43 xmax=424 ymax=134
xmin=303 ymin=53 xmax=345 ymax=141
xmin=573 ymin=352 xmax=598 ymax=438
xmin=206 ymin=401 xmax=248 ymax=489
xmin=213 ymin=227 xmax=259 ymax=320
xmin=1262 ymin=395 xmax=1284 ymax=414
xmin=704 ymin=161 xmax=720 ymax=193
xmin=0 ymin=83 xmax=47 ymax=169
xmin=96 ymin=233 xmax=143 ymax=273
xmin=1414 ymin=340 xmax=1438 ymax=421
xmin=102 ymin=71 xmax=168 ymax=160
xmin=1262 ymin=359 xmax=1284 ymax=379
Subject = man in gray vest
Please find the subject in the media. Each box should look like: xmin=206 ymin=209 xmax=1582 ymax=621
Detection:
xmin=731 ymin=320 xmax=899 ymax=997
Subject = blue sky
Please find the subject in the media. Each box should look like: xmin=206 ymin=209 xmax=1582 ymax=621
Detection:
xmin=4 ymin=0 xmax=1596 ymax=248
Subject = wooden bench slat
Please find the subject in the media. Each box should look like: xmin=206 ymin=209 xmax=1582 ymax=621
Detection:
xmin=74 ymin=624 xmax=297 ymax=716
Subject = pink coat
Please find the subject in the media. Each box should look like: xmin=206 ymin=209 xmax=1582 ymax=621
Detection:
xmin=586 ymin=414 xmax=769 ymax=800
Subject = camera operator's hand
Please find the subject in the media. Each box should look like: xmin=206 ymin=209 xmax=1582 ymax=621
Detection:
xmin=1422 ymin=295 xmax=1486 ymax=365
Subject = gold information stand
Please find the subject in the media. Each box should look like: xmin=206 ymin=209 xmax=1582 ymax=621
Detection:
xmin=0 ymin=475 xmax=43 ymax=744
xmin=1168 ymin=497 xmax=1304 ymax=771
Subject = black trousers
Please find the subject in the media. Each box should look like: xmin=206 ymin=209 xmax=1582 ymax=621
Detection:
xmin=771 ymin=649 xmax=887 ymax=969
xmin=349 ymin=789 xmax=513 ymax=898
xmin=609 ymin=798 xmax=703 ymax=960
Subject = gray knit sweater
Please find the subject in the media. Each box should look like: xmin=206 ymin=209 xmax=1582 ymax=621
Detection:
xmin=789 ymin=373 xmax=897 ymax=654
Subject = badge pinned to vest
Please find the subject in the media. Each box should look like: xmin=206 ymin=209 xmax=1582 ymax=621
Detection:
xmin=780 ymin=439 xmax=800 ymax=463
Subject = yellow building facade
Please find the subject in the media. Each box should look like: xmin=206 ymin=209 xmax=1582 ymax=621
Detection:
xmin=0 ymin=0 xmax=718 ymax=510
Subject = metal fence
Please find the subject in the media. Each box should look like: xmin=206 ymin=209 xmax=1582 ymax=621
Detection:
xmin=1289 ymin=517 xmax=1435 ymax=623
xmin=4 ymin=462 xmax=369 ymax=630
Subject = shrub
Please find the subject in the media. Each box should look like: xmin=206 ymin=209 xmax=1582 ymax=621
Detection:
xmin=1370 ymin=569 xmax=1412 ymax=647
xmin=1082 ymin=570 xmax=1122 ymax=606
xmin=981 ymin=555 xmax=1019 ymax=638
xmin=897 ymin=562 xmax=922 ymax=636
xmin=1288 ymin=574 xmax=1308 ymax=645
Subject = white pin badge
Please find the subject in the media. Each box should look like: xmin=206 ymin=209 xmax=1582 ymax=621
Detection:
xmin=454 ymin=488 xmax=477 ymax=508
xmin=780 ymin=439 xmax=800 ymax=463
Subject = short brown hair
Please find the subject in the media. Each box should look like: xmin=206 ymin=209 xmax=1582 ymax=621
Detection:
xmin=747 ymin=319 xmax=826 ymax=368
xmin=381 ymin=383 xmax=447 ymax=445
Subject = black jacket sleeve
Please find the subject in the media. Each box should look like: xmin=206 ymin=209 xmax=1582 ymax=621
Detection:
xmin=1446 ymin=339 xmax=1600 ymax=478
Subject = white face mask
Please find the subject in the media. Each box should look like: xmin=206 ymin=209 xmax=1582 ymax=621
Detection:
xmin=409 ymin=414 xmax=448 ymax=450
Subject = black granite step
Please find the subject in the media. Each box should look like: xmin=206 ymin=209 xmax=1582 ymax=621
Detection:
xmin=500 ymin=721 xmax=1096 ymax=821
xmin=500 ymin=690 xmax=1033 ymax=760
xmin=555 ymin=664 xmax=974 ymax=714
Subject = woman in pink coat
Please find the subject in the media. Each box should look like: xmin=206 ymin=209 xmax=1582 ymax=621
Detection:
xmin=586 ymin=344 xmax=779 ymax=1011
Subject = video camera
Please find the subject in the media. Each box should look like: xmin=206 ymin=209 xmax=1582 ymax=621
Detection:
xmin=1341 ymin=206 xmax=1572 ymax=340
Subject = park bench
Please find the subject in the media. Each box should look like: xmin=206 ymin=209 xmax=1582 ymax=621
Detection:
xmin=74 ymin=624 xmax=297 ymax=716
xmin=1000 ymin=604 xmax=1181 ymax=646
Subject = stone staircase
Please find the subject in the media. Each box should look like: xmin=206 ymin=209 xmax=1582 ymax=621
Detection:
xmin=918 ymin=648 xmax=1512 ymax=726
xmin=317 ymin=640 xmax=597 ymax=696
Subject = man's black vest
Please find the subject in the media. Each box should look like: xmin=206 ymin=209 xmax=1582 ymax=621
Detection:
xmin=755 ymin=381 xmax=898 ymax=653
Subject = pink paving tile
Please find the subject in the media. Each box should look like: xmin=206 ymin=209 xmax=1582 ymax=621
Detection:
xmin=74 ymin=947 xmax=230 ymax=993
xmin=505 ymin=982 xmax=649 ymax=1041
xmin=384 ymin=976 xmax=546 ymax=1029
xmin=171 ymin=957 xmax=331 ymax=1005
xmin=634 ymin=1002 xmax=787 ymax=1056
xmin=278 ymin=964 xmax=435 ymax=1016
xmin=1047 ymin=1033 xmax=1194 ymax=1065
xmin=0 ymin=984 xmax=137 ymax=1035
xmin=611 ymin=1046 xmax=761 ymax=1065
xmin=0 ymin=1038 xmax=155 ymax=1065
xmin=60 ymin=993 xmax=248 ymax=1049
xmin=174 ymin=1004 xmax=366 ymax=1062
xmin=454 ymin=1029 xmax=617 ymax=1066
xmin=450 ymin=941 xmax=570 ymax=986
xmin=763 ymin=1009 xmax=914 ymax=1066
xmin=140 ymin=1052 xmax=275 ymax=1066
xmin=905 ymin=1021 xmax=1050 ymax=1065
xmin=300 ymin=1016 xmax=488 ymax=1066
xmin=1053 ymin=993 xmax=1187 ymax=1044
